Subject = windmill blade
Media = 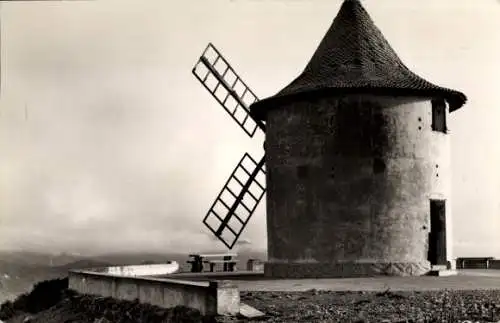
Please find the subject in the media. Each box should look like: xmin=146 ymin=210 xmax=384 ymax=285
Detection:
xmin=203 ymin=153 xmax=266 ymax=249
xmin=192 ymin=43 xmax=266 ymax=137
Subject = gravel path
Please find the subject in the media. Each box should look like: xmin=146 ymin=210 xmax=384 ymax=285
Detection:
xmin=240 ymin=289 xmax=500 ymax=322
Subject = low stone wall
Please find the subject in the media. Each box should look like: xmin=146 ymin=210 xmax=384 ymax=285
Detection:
xmin=247 ymin=259 xmax=265 ymax=272
xmin=68 ymin=270 xmax=239 ymax=316
xmin=104 ymin=263 xmax=179 ymax=276
xmin=455 ymin=258 xmax=495 ymax=269
xmin=489 ymin=260 xmax=500 ymax=269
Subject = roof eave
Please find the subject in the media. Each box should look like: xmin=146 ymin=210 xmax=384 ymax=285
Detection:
xmin=250 ymin=87 xmax=467 ymax=121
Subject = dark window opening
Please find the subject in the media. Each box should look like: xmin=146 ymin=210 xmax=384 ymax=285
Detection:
xmin=431 ymin=99 xmax=447 ymax=133
xmin=296 ymin=165 xmax=308 ymax=179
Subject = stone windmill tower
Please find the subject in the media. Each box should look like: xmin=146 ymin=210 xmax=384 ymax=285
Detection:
xmin=249 ymin=0 xmax=467 ymax=278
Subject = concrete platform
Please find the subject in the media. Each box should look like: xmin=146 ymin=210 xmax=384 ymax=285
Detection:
xmin=167 ymin=270 xmax=500 ymax=292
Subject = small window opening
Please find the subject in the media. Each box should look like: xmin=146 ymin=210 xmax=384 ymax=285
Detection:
xmin=431 ymin=99 xmax=447 ymax=133
xmin=296 ymin=165 xmax=308 ymax=179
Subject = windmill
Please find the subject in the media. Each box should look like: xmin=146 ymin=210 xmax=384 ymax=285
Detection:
xmin=192 ymin=43 xmax=266 ymax=250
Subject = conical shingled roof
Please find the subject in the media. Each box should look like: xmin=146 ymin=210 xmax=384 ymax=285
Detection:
xmin=250 ymin=0 xmax=467 ymax=121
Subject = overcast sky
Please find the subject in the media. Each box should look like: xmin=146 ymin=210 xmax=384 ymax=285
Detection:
xmin=0 ymin=0 xmax=498 ymax=256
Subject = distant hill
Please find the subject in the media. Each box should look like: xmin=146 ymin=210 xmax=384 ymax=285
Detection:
xmin=0 ymin=251 xmax=86 ymax=267
xmin=54 ymin=259 xmax=112 ymax=271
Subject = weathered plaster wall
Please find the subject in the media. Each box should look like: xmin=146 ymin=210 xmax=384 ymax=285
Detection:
xmin=105 ymin=263 xmax=180 ymax=276
xmin=68 ymin=270 xmax=240 ymax=316
xmin=264 ymin=94 xmax=452 ymax=278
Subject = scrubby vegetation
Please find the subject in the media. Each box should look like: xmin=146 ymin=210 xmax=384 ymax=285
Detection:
xmin=0 ymin=278 xmax=68 ymax=321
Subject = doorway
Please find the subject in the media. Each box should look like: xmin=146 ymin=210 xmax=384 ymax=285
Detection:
xmin=428 ymin=199 xmax=447 ymax=265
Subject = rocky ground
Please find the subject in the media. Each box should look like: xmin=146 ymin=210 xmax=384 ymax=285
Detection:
xmin=2 ymin=278 xmax=500 ymax=322
xmin=240 ymin=289 xmax=500 ymax=322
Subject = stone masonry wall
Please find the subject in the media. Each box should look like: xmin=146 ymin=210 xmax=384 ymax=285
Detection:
xmin=263 ymin=94 xmax=451 ymax=278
